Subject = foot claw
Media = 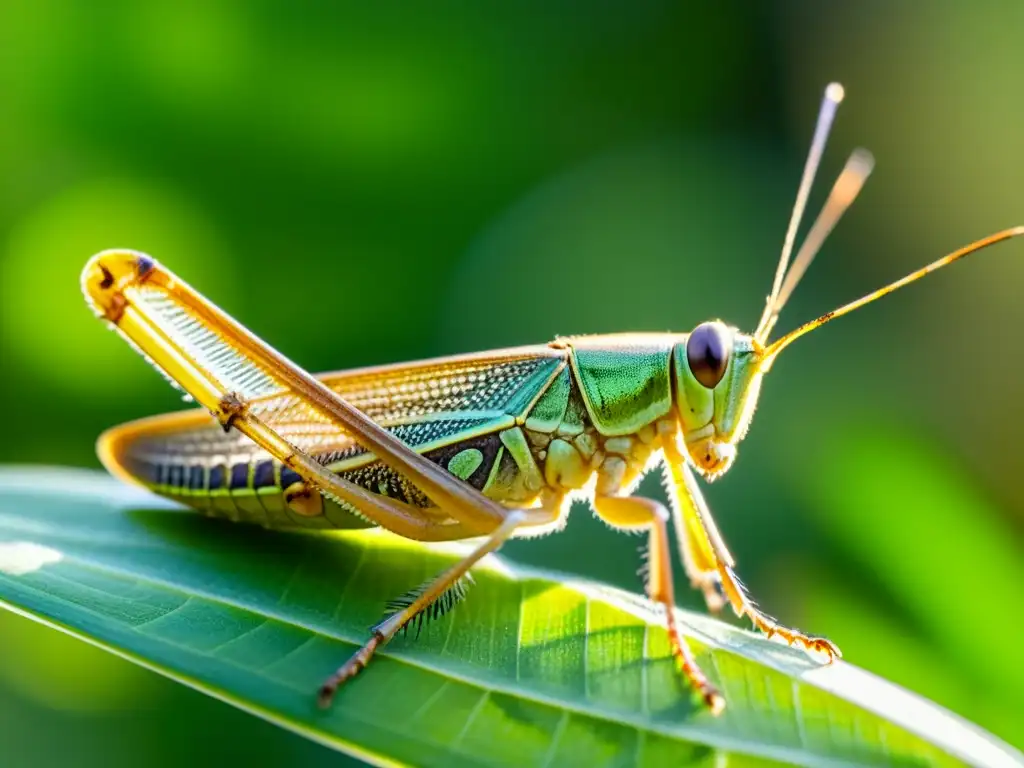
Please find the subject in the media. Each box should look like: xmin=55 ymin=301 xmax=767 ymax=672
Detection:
xmin=752 ymin=616 xmax=840 ymax=662
xmin=790 ymin=633 xmax=840 ymax=662
xmin=703 ymin=687 xmax=726 ymax=716
xmin=806 ymin=636 xmax=842 ymax=662
xmin=317 ymin=684 xmax=336 ymax=709
xmin=318 ymin=643 xmax=377 ymax=709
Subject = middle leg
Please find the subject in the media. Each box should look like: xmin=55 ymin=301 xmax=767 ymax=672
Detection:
xmin=594 ymin=494 xmax=725 ymax=714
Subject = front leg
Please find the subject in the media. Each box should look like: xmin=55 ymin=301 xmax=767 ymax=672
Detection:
xmin=663 ymin=441 xmax=841 ymax=662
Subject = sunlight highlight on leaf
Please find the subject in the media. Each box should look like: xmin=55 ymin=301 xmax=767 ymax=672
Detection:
xmin=0 ymin=542 xmax=61 ymax=575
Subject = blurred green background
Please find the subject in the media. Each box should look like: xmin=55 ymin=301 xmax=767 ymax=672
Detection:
xmin=0 ymin=1 xmax=1022 ymax=765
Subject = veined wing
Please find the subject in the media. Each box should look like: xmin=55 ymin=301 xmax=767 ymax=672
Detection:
xmin=101 ymin=347 xmax=567 ymax=483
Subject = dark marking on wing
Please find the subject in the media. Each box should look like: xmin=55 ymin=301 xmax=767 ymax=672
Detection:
xmin=422 ymin=433 xmax=504 ymax=492
xmin=279 ymin=467 xmax=301 ymax=489
xmin=312 ymin=416 xmax=508 ymax=469
xmin=490 ymin=442 xmax=523 ymax=491
xmin=126 ymin=456 xmax=159 ymax=486
xmin=189 ymin=466 xmax=205 ymax=491
xmin=253 ymin=460 xmax=275 ymax=488
xmin=336 ymin=462 xmax=432 ymax=508
xmin=229 ymin=463 xmax=249 ymax=490
xmin=330 ymin=432 xmax=506 ymax=509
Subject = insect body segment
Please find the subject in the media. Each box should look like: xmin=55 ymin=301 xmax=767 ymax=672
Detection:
xmin=84 ymin=83 xmax=1024 ymax=716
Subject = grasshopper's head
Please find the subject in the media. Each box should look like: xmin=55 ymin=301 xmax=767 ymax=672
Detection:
xmin=671 ymin=81 xmax=1024 ymax=479
xmin=673 ymin=323 xmax=766 ymax=479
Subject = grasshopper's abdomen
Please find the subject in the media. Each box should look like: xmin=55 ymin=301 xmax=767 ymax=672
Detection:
xmin=99 ymin=412 xmax=376 ymax=530
xmin=100 ymin=410 xmax=553 ymax=531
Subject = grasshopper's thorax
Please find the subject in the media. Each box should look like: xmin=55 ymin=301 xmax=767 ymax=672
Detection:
xmin=673 ymin=323 xmax=767 ymax=480
xmin=521 ymin=330 xmax=770 ymax=499
xmin=513 ymin=334 xmax=679 ymax=500
xmin=524 ymin=416 xmax=670 ymax=500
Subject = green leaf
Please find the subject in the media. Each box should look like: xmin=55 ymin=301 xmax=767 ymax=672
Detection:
xmin=0 ymin=468 xmax=1017 ymax=768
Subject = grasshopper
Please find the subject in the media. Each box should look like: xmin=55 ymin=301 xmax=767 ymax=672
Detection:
xmin=81 ymin=83 xmax=1022 ymax=715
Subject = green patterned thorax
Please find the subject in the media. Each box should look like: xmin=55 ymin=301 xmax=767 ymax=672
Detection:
xmin=565 ymin=335 xmax=674 ymax=436
xmin=523 ymin=366 xmax=571 ymax=433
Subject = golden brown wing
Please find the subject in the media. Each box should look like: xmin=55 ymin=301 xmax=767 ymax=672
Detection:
xmin=100 ymin=346 xmax=566 ymax=485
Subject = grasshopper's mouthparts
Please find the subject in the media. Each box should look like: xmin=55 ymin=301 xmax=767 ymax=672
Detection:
xmin=687 ymin=435 xmax=736 ymax=478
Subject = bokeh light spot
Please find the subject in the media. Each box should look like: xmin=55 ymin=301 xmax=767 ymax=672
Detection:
xmin=131 ymin=0 xmax=252 ymax=106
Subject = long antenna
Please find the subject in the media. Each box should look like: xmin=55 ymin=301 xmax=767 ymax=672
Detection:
xmin=763 ymin=227 xmax=1024 ymax=366
xmin=758 ymin=148 xmax=875 ymax=341
xmin=755 ymin=82 xmax=845 ymax=341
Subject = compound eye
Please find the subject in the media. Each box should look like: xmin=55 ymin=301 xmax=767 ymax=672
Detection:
xmin=686 ymin=322 xmax=732 ymax=389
